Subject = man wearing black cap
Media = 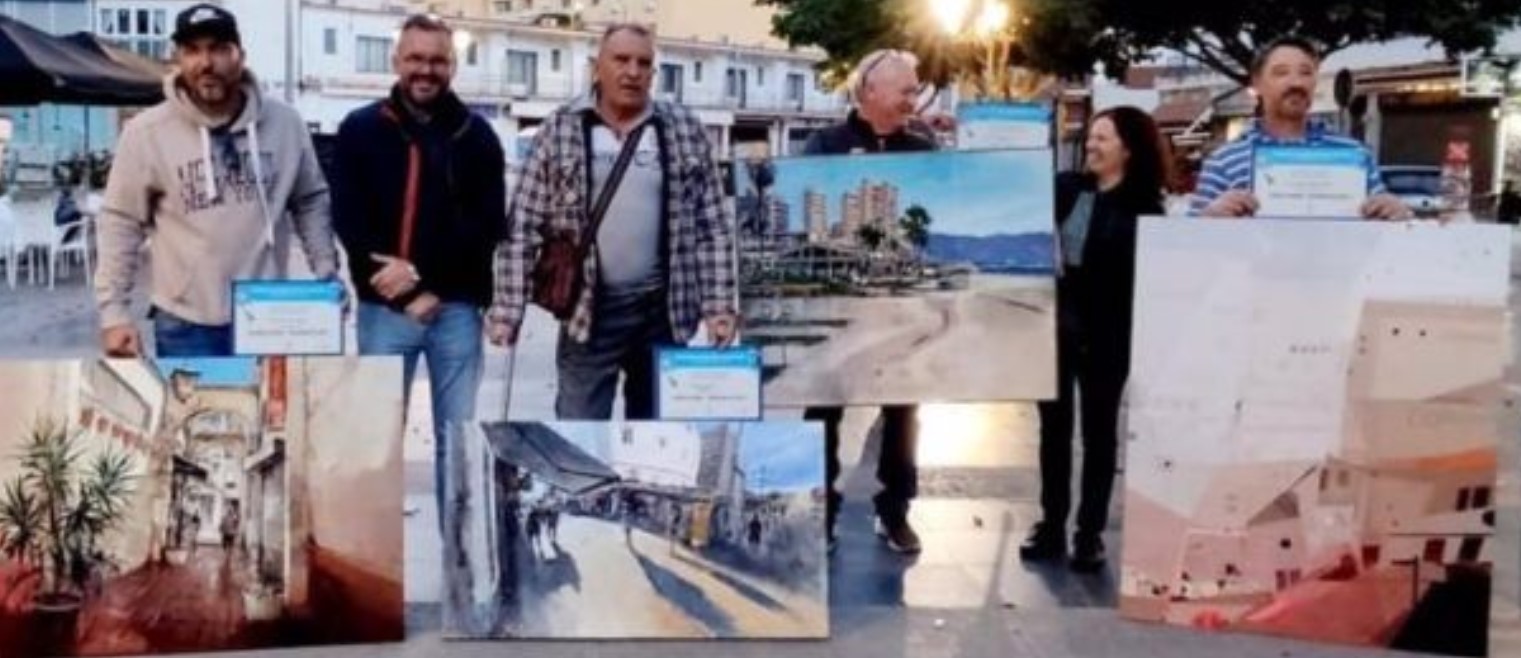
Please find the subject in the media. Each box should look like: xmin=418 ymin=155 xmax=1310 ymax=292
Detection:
xmin=95 ymin=3 xmax=338 ymax=357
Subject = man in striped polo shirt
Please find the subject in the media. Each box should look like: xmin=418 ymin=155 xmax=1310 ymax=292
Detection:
xmin=1190 ymin=36 xmax=1411 ymax=220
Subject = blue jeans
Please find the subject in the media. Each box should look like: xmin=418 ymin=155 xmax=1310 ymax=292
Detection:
xmin=153 ymin=308 xmax=233 ymax=357
xmin=357 ymin=302 xmax=484 ymax=520
xmin=555 ymin=283 xmax=673 ymax=420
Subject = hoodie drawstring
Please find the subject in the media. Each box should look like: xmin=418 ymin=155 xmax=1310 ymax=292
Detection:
xmin=199 ymin=120 xmax=274 ymax=247
xmin=198 ymin=126 xmax=217 ymax=202
xmin=246 ymin=121 xmax=275 ymax=247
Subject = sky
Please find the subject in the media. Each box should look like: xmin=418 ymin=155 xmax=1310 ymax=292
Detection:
xmin=753 ymin=150 xmax=1055 ymax=237
xmin=154 ymin=358 xmax=258 ymax=387
xmin=729 ymin=422 xmax=826 ymax=493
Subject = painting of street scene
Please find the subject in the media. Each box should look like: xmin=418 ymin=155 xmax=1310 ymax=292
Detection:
xmin=734 ymin=149 xmax=1057 ymax=406
xmin=1120 ymin=221 xmax=1513 ymax=657
xmin=0 ymin=356 xmax=405 ymax=656
xmin=442 ymin=421 xmax=827 ymax=639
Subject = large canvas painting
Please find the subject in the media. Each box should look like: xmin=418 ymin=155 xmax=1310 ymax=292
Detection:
xmin=441 ymin=420 xmax=827 ymax=639
xmin=1119 ymin=220 xmax=1512 ymax=657
xmin=733 ymin=149 xmax=1057 ymax=406
xmin=0 ymin=357 xmax=405 ymax=656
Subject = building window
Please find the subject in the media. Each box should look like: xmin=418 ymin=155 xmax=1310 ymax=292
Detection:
xmin=551 ymin=49 xmax=562 ymax=72
xmin=116 ymin=9 xmax=131 ymax=35
xmin=659 ymin=63 xmax=683 ymax=96
xmin=99 ymin=9 xmax=115 ymax=35
xmin=1457 ymin=488 xmax=1471 ymax=511
xmin=756 ymin=67 xmax=765 ymax=87
xmin=506 ymin=50 xmax=539 ymax=94
xmin=694 ymin=61 xmax=703 ymax=83
xmin=152 ymin=10 xmax=166 ymax=36
xmin=786 ymin=72 xmax=804 ymax=102
xmin=356 ymin=36 xmax=393 ymax=74
xmin=136 ymin=9 xmax=150 ymax=35
xmin=1472 ymin=486 xmax=1492 ymax=509
xmin=466 ymin=42 xmax=479 ymax=66
xmin=725 ymin=67 xmax=745 ymax=98
xmin=323 ymin=28 xmax=337 ymax=55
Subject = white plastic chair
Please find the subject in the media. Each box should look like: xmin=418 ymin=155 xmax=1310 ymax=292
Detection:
xmin=49 ymin=215 xmax=93 ymax=289
xmin=0 ymin=196 xmax=17 ymax=289
xmin=11 ymin=201 xmax=54 ymax=287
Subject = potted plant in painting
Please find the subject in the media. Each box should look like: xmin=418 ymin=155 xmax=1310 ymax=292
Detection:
xmin=0 ymin=418 xmax=135 ymax=654
xmin=242 ymin=571 xmax=283 ymax=621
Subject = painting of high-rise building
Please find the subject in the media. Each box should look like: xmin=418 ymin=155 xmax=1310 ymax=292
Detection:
xmin=804 ymin=189 xmax=829 ymax=243
xmin=729 ymin=149 xmax=1056 ymax=405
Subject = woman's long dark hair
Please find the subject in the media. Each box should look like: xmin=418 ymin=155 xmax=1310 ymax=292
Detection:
xmin=1088 ymin=106 xmax=1172 ymax=208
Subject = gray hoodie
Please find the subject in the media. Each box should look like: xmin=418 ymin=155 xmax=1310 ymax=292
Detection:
xmin=95 ymin=71 xmax=338 ymax=329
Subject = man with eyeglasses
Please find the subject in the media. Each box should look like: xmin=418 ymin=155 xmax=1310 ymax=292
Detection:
xmin=802 ymin=49 xmax=939 ymax=555
xmin=331 ymin=14 xmax=505 ymax=514
xmin=95 ymin=3 xmax=338 ymax=357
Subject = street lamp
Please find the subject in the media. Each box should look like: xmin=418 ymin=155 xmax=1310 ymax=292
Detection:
xmin=452 ymin=29 xmax=474 ymax=54
xmin=973 ymin=1 xmax=1010 ymax=39
xmin=927 ymin=0 xmax=1015 ymax=99
xmin=931 ymin=0 xmax=975 ymax=35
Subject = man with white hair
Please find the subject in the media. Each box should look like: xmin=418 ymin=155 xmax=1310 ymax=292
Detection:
xmin=802 ymin=48 xmax=938 ymax=555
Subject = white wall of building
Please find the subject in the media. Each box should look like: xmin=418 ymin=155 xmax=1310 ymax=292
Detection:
xmin=608 ymin=423 xmax=701 ymax=488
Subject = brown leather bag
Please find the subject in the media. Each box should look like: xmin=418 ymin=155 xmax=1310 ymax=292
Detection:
xmin=531 ymin=123 xmax=649 ymax=320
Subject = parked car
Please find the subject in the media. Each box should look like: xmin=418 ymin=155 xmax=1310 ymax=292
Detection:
xmin=1380 ymin=165 xmax=1445 ymax=218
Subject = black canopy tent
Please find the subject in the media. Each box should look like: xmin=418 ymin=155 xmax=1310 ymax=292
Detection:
xmin=481 ymin=422 xmax=622 ymax=496
xmin=0 ymin=15 xmax=162 ymax=107
xmin=61 ymin=32 xmax=169 ymax=83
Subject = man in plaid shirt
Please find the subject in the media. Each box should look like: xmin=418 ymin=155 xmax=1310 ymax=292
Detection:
xmin=488 ymin=24 xmax=738 ymax=420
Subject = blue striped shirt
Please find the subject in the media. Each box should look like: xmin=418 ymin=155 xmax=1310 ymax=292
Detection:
xmin=1188 ymin=120 xmax=1386 ymax=216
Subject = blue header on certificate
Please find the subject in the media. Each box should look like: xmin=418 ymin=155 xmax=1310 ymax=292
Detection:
xmin=235 ymin=280 xmax=344 ymax=303
xmin=656 ymin=347 xmax=763 ymax=421
xmin=659 ymin=347 xmax=762 ymax=370
xmin=1254 ymin=144 xmax=1366 ymax=167
xmin=958 ymin=102 xmax=1051 ymax=123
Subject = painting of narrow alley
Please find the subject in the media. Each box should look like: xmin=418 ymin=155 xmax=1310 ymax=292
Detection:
xmin=442 ymin=421 xmax=828 ymax=639
xmin=0 ymin=356 xmax=406 ymax=656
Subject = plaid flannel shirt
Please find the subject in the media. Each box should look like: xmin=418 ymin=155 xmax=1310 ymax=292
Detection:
xmin=489 ymin=98 xmax=737 ymax=344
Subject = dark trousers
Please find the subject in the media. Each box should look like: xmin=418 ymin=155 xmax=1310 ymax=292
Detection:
xmin=804 ymin=403 xmax=919 ymax=532
xmin=1036 ymin=320 xmax=1128 ymax=540
xmin=555 ymin=283 xmax=673 ymax=420
xmin=152 ymin=308 xmax=233 ymax=357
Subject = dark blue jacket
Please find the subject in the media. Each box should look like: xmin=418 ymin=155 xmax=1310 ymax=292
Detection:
xmin=802 ymin=110 xmax=938 ymax=155
xmin=332 ymin=87 xmax=505 ymax=309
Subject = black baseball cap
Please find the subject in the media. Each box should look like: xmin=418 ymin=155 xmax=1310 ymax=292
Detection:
xmin=172 ymin=4 xmax=240 ymax=45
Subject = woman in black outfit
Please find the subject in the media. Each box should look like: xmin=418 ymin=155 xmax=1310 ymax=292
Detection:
xmin=1020 ymin=106 xmax=1170 ymax=573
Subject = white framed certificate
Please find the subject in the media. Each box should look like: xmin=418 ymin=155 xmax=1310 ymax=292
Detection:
xmin=957 ymin=102 xmax=1052 ymax=150
xmin=1252 ymin=144 xmax=1370 ymax=218
xmin=232 ymin=280 xmax=344 ymax=356
xmin=655 ymin=347 xmax=763 ymax=421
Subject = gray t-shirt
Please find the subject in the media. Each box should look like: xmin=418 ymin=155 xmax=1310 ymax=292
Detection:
xmin=591 ymin=122 xmax=664 ymax=288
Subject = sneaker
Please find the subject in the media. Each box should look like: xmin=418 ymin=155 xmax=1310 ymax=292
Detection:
xmin=874 ymin=516 xmax=922 ymax=554
xmin=1018 ymin=523 xmax=1066 ymax=562
xmin=1069 ymin=535 xmax=1106 ymax=574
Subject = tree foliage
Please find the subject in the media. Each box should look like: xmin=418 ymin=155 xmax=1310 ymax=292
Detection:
xmin=760 ymin=0 xmax=1521 ymax=87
